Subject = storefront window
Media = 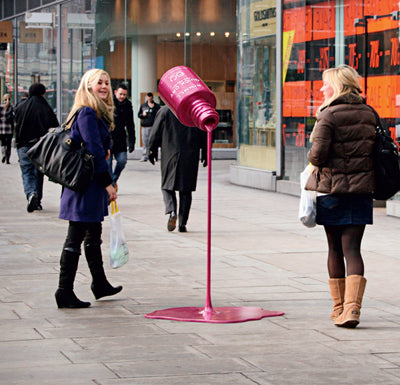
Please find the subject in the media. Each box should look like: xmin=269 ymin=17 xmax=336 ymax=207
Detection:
xmin=16 ymin=6 xmax=58 ymax=110
xmin=237 ymin=0 xmax=277 ymax=169
xmin=0 ymin=27 xmax=14 ymax=103
xmin=282 ymin=0 xmax=400 ymax=183
xmin=282 ymin=0 xmax=336 ymax=181
xmin=1 ymin=0 xmax=237 ymax=146
xmin=95 ymin=0 xmax=237 ymax=148
xmin=345 ymin=0 xmax=400 ymax=144
xmin=60 ymin=0 xmax=96 ymax=121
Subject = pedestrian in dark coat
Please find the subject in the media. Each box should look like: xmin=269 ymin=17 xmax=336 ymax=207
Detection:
xmin=0 ymin=93 xmax=14 ymax=164
xmin=55 ymin=68 xmax=122 ymax=309
xmin=108 ymin=83 xmax=136 ymax=188
xmin=138 ymin=92 xmax=160 ymax=161
xmin=148 ymin=106 xmax=207 ymax=232
xmin=15 ymin=83 xmax=59 ymax=212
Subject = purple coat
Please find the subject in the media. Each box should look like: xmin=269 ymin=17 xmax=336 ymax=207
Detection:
xmin=59 ymin=107 xmax=111 ymax=222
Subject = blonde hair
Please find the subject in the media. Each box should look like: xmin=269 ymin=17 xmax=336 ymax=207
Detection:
xmin=3 ymin=93 xmax=11 ymax=108
xmin=316 ymin=64 xmax=362 ymax=117
xmin=66 ymin=68 xmax=114 ymax=129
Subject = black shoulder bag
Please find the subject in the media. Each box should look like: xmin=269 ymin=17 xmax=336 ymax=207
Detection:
xmin=27 ymin=109 xmax=94 ymax=192
xmin=369 ymin=106 xmax=400 ymax=200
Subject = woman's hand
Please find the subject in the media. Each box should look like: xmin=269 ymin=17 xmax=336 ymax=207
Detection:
xmin=105 ymin=149 xmax=111 ymax=161
xmin=106 ymin=184 xmax=117 ymax=201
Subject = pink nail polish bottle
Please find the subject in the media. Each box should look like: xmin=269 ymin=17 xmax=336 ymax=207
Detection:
xmin=158 ymin=66 xmax=219 ymax=132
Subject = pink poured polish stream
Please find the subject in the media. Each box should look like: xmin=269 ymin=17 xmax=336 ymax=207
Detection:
xmin=145 ymin=66 xmax=284 ymax=323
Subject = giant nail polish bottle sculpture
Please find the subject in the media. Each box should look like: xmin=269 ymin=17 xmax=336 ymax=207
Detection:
xmin=145 ymin=66 xmax=284 ymax=322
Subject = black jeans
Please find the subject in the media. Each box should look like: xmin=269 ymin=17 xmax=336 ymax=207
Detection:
xmin=64 ymin=221 xmax=102 ymax=253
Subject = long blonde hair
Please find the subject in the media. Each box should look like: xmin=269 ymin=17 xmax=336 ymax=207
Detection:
xmin=66 ymin=68 xmax=114 ymax=128
xmin=316 ymin=64 xmax=362 ymax=117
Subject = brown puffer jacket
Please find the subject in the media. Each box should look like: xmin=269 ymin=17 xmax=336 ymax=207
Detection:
xmin=306 ymin=94 xmax=376 ymax=194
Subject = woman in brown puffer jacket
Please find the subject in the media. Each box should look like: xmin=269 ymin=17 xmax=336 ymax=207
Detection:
xmin=306 ymin=65 xmax=376 ymax=328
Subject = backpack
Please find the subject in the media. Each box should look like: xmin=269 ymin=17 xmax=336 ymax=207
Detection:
xmin=369 ymin=106 xmax=400 ymax=200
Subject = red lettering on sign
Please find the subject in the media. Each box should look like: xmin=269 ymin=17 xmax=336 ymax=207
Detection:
xmin=319 ymin=47 xmax=329 ymax=72
xmin=369 ymin=40 xmax=380 ymax=68
xmin=295 ymin=123 xmax=306 ymax=147
xmin=349 ymin=43 xmax=359 ymax=69
xmin=391 ymin=38 xmax=400 ymax=66
xmin=297 ymin=50 xmax=305 ymax=74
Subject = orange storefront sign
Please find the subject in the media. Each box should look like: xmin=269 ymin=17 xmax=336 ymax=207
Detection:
xmin=283 ymin=76 xmax=400 ymax=119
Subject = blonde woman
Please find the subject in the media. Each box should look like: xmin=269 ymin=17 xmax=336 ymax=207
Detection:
xmin=55 ymin=69 xmax=122 ymax=308
xmin=306 ymin=65 xmax=376 ymax=327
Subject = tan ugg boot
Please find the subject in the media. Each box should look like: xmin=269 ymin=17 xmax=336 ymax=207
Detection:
xmin=328 ymin=278 xmax=345 ymax=320
xmin=334 ymin=275 xmax=367 ymax=328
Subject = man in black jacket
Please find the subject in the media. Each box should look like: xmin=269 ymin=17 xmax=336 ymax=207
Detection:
xmin=109 ymin=84 xmax=136 ymax=190
xmin=15 ymin=83 xmax=59 ymax=212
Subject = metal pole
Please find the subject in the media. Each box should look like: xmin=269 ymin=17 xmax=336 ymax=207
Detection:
xmin=184 ymin=0 xmax=188 ymax=66
xmin=124 ymin=0 xmax=127 ymax=83
xmin=276 ymin=0 xmax=283 ymax=179
xmin=364 ymin=19 xmax=368 ymax=99
xmin=13 ymin=20 xmax=18 ymax=103
xmin=56 ymin=3 xmax=62 ymax=122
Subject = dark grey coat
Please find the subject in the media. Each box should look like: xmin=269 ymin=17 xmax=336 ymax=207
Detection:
xmin=149 ymin=106 xmax=207 ymax=191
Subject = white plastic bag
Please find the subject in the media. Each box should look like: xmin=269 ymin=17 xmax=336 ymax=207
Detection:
xmin=109 ymin=201 xmax=129 ymax=268
xmin=298 ymin=165 xmax=317 ymax=228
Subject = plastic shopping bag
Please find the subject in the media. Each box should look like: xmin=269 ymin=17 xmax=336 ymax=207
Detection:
xmin=298 ymin=165 xmax=317 ymax=228
xmin=109 ymin=201 xmax=129 ymax=268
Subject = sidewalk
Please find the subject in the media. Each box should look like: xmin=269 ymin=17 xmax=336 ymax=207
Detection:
xmin=1 ymin=154 xmax=400 ymax=385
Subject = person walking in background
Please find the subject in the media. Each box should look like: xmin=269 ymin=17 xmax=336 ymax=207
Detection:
xmin=0 ymin=93 xmax=14 ymax=165
xmin=148 ymin=106 xmax=207 ymax=233
xmin=15 ymin=83 xmax=59 ymax=212
xmin=109 ymin=83 xmax=136 ymax=191
xmin=306 ymin=65 xmax=376 ymax=328
xmin=55 ymin=68 xmax=122 ymax=309
xmin=15 ymin=92 xmax=28 ymax=108
xmin=138 ymin=92 xmax=160 ymax=162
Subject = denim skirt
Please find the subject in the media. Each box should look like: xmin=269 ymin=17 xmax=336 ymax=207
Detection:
xmin=316 ymin=193 xmax=373 ymax=226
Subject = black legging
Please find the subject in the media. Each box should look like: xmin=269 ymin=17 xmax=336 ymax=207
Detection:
xmin=64 ymin=221 xmax=102 ymax=254
xmin=324 ymin=224 xmax=365 ymax=278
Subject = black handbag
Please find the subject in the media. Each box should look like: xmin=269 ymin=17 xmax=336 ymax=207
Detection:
xmin=27 ymin=110 xmax=94 ymax=192
xmin=369 ymin=106 xmax=400 ymax=200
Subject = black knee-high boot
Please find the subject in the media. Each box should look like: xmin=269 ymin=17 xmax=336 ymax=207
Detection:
xmin=84 ymin=241 xmax=123 ymax=300
xmin=55 ymin=249 xmax=91 ymax=308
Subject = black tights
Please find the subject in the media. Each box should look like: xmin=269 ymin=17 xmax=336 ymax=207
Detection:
xmin=324 ymin=224 xmax=365 ymax=278
xmin=64 ymin=221 xmax=102 ymax=253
